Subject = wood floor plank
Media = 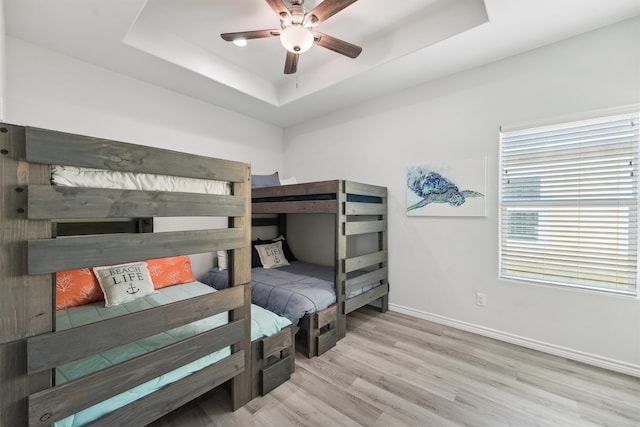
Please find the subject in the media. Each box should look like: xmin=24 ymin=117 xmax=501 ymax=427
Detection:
xmin=388 ymin=331 xmax=588 ymax=422
xmin=292 ymin=364 xmax=383 ymax=425
xmin=447 ymin=326 xmax=640 ymax=394
xmin=348 ymin=378 xmax=461 ymax=427
xmin=149 ymin=307 xmax=640 ymax=427
xmin=340 ymin=336 xmax=459 ymax=401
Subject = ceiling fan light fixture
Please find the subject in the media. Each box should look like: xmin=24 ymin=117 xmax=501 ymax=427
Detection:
xmin=221 ymin=0 xmax=362 ymax=74
xmin=280 ymin=25 xmax=313 ymax=53
xmin=232 ymin=39 xmax=247 ymax=47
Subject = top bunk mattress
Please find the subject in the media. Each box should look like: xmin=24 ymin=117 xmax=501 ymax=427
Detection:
xmin=252 ymin=194 xmax=382 ymax=203
xmin=52 ymin=165 xmax=231 ymax=195
xmin=251 ymin=180 xmax=385 ymax=204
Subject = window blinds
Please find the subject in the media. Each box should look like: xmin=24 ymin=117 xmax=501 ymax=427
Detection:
xmin=499 ymin=112 xmax=640 ymax=294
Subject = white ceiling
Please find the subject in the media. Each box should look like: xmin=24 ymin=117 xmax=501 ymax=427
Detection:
xmin=5 ymin=0 xmax=640 ymax=127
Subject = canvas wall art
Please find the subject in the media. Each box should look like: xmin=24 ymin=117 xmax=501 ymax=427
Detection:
xmin=407 ymin=156 xmax=487 ymax=217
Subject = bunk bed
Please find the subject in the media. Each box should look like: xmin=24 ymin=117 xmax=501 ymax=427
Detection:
xmin=0 ymin=123 xmax=260 ymax=426
xmin=251 ymin=179 xmax=389 ymax=357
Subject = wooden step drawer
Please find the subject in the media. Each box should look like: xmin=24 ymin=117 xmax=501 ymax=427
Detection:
xmin=261 ymin=328 xmax=293 ymax=360
xmin=316 ymin=328 xmax=337 ymax=356
xmin=261 ymin=355 xmax=293 ymax=396
xmin=316 ymin=305 xmax=337 ymax=329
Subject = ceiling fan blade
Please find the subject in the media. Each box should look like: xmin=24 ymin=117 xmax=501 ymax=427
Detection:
xmin=221 ymin=30 xmax=280 ymax=42
xmin=265 ymin=0 xmax=290 ymax=18
xmin=284 ymin=51 xmax=299 ymax=74
xmin=314 ymin=32 xmax=362 ymax=58
xmin=308 ymin=0 xmax=358 ymax=24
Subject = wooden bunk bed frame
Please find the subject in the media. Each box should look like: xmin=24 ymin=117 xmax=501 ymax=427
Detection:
xmin=252 ymin=180 xmax=389 ymax=357
xmin=0 ymin=123 xmax=254 ymax=426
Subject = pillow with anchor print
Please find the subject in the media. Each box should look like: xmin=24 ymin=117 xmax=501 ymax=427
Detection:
xmin=93 ymin=261 xmax=156 ymax=307
xmin=254 ymin=240 xmax=290 ymax=269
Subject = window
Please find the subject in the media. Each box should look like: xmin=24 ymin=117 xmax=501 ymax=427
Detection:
xmin=499 ymin=110 xmax=640 ymax=295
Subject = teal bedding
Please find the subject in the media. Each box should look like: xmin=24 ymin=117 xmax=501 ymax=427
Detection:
xmin=54 ymin=281 xmax=290 ymax=427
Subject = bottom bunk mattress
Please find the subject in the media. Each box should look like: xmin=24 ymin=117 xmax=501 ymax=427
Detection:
xmin=201 ymin=261 xmax=335 ymax=325
xmin=200 ymin=261 xmax=382 ymax=326
xmin=54 ymin=281 xmax=291 ymax=427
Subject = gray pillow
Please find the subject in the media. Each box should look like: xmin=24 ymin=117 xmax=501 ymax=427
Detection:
xmin=251 ymin=172 xmax=280 ymax=188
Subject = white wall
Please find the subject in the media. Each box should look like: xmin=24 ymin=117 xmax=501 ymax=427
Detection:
xmin=6 ymin=37 xmax=284 ymax=276
xmin=6 ymin=38 xmax=283 ymax=168
xmin=283 ymin=17 xmax=640 ymax=374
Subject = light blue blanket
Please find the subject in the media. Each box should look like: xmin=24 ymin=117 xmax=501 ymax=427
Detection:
xmin=55 ymin=281 xmax=290 ymax=427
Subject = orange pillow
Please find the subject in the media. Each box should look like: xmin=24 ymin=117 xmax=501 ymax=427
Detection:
xmin=55 ymin=268 xmax=104 ymax=310
xmin=146 ymin=256 xmax=196 ymax=289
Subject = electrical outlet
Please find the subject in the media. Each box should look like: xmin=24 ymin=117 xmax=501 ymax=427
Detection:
xmin=476 ymin=292 xmax=487 ymax=307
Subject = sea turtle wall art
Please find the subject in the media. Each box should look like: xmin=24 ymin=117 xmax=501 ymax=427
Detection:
xmin=407 ymin=157 xmax=486 ymax=217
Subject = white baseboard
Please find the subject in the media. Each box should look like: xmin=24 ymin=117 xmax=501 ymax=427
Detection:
xmin=389 ymin=303 xmax=640 ymax=378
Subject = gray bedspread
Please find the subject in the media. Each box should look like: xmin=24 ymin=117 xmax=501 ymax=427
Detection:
xmin=200 ymin=261 xmax=336 ymax=326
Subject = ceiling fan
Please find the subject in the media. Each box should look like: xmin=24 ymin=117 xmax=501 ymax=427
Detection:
xmin=221 ymin=0 xmax=362 ymax=75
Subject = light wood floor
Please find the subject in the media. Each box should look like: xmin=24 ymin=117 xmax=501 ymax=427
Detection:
xmin=149 ymin=307 xmax=640 ymax=427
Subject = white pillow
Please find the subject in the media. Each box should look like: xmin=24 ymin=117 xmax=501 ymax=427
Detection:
xmin=279 ymin=176 xmax=298 ymax=185
xmin=93 ymin=262 xmax=156 ymax=307
xmin=254 ymin=241 xmax=290 ymax=269
xmin=217 ymin=250 xmax=228 ymax=271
